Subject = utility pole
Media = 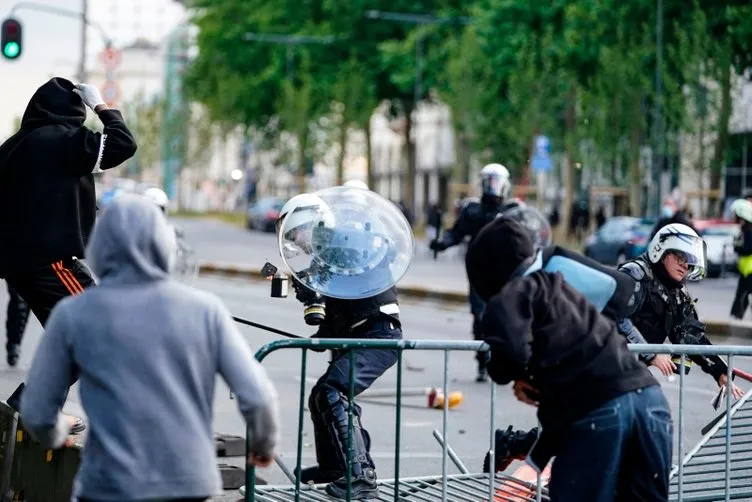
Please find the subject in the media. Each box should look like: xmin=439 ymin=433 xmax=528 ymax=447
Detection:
xmin=78 ymin=0 xmax=87 ymax=81
xmin=243 ymin=32 xmax=336 ymax=193
xmin=364 ymin=11 xmax=472 ymax=219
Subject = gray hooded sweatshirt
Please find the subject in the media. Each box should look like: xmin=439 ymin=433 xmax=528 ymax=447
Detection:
xmin=20 ymin=194 xmax=280 ymax=500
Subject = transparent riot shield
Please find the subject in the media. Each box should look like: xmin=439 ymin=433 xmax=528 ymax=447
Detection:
xmin=277 ymin=186 xmax=415 ymax=299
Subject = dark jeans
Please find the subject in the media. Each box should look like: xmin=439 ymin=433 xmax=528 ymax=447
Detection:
xmin=730 ymin=274 xmax=752 ymax=319
xmin=308 ymin=318 xmax=401 ymax=473
xmin=548 ymin=385 xmax=673 ymax=502
xmin=80 ymin=499 xmax=207 ymax=502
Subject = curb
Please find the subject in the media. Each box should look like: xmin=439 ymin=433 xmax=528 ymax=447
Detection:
xmin=197 ymin=261 xmax=752 ymax=339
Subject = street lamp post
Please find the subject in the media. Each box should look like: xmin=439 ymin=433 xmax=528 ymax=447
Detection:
xmin=364 ymin=10 xmax=472 ymax=218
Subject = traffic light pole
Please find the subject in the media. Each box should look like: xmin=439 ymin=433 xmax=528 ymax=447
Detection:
xmin=7 ymin=0 xmax=112 ymax=80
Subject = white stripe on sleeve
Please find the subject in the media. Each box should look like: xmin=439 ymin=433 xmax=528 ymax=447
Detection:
xmin=92 ymin=133 xmax=108 ymax=173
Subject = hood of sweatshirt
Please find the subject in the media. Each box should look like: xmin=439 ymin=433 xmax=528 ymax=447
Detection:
xmin=86 ymin=194 xmax=177 ymax=285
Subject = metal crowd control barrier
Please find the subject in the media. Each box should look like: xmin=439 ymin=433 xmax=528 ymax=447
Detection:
xmin=242 ymin=340 xmax=752 ymax=502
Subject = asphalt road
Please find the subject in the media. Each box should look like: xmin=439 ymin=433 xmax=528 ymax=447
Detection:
xmin=174 ymin=217 xmax=744 ymax=323
xmin=1 ymin=274 xmax=750 ymax=499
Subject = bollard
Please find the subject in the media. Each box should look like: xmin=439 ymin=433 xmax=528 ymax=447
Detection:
xmin=721 ymin=243 xmax=727 ymax=278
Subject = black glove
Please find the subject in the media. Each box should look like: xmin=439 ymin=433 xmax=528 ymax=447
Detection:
xmin=292 ymin=277 xmax=319 ymax=304
xmin=429 ymin=239 xmax=447 ymax=252
xmin=309 ymin=325 xmax=330 ymax=352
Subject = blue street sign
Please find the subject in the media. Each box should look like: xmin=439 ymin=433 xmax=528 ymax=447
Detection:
xmin=531 ymin=135 xmax=553 ymax=172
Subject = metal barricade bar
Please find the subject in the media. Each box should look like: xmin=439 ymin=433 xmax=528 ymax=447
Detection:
xmin=242 ymin=339 xmax=752 ymax=501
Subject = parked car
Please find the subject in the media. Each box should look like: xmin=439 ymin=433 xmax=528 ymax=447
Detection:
xmin=693 ymin=219 xmax=739 ymax=278
xmin=584 ymin=216 xmax=656 ymax=266
xmin=246 ymin=197 xmax=284 ymax=232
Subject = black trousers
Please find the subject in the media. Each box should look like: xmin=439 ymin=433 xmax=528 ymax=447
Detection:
xmin=6 ymin=258 xmax=96 ymax=327
xmin=730 ymin=274 xmax=752 ymax=320
xmin=6 ymin=283 xmax=30 ymax=346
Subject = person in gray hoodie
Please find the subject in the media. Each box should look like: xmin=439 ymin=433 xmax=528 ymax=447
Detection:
xmin=20 ymin=194 xmax=280 ymax=501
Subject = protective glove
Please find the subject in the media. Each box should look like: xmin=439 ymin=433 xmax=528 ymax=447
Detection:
xmin=73 ymin=83 xmax=106 ymax=111
xmin=429 ymin=239 xmax=447 ymax=252
xmin=309 ymin=325 xmax=331 ymax=352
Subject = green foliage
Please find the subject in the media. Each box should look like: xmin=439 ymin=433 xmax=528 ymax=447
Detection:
xmin=183 ymin=0 xmax=752 ymax=200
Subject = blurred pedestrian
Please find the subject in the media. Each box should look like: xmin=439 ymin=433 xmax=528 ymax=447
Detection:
xmin=0 ymin=78 xmax=137 ymax=417
xmin=650 ymin=196 xmax=696 ymax=239
xmin=21 ymin=195 xmax=280 ymax=502
xmin=730 ymin=199 xmax=752 ymax=320
xmin=5 ymin=283 xmax=30 ymax=367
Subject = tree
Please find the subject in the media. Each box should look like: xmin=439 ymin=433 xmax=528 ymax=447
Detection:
xmin=122 ymin=92 xmax=163 ymax=180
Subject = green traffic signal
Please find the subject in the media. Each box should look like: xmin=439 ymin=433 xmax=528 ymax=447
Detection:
xmin=1 ymin=18 xmax=22 ymax=60
xmin=2 ymin=41 xmax=19 ymax=59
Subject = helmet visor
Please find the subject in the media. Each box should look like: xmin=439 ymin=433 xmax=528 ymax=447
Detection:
xmin=664 ymin=234 xmax=707 ymax=281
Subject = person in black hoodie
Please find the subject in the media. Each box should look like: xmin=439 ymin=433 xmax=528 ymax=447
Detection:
xmin=0 ymin=78 xmax=136 ymax=427
xmin=466 ymin=217 xmax=672 ymax=502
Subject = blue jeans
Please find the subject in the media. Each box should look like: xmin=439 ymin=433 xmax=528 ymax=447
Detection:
xmin=548 ymin=385 xmax=673 ymax=502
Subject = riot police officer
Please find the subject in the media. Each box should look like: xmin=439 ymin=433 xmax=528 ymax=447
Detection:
xmin=275 ymin=190 xmax=403 ymax=500
xmin=430 ymin=163 xmax=521 ymax=382
xmin=618 ymin=223 xmax=744 ymax=399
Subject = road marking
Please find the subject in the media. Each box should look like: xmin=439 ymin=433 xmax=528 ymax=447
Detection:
xmin=403 ymin=421 xmax=434 ymax=428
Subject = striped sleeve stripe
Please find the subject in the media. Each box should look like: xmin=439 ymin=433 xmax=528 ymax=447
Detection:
xmin=92 ymin=133 xmax=108 ymax=173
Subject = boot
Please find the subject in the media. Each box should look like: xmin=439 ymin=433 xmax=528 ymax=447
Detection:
xmin=476 ymin=351 xmax=489 ymax=383
xmin=6 ymin=343 xmax=19 ymax=367
xmin=294 ymin=465 xmax=342 ymax=485
xmin=483 ymin=425 xmax=539 ymax=473
xmin=313 ymin=388 xmax=379 ymax=500
xmin=326 ymin=467 xmax=379 ymax=500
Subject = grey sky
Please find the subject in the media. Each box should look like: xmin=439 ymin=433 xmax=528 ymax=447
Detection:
xmin=0 ymin=0 xmax=184 ymax=138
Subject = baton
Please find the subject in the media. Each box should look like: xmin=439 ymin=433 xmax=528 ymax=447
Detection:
xmin=232 ymin=315 xmax=303 ymax=339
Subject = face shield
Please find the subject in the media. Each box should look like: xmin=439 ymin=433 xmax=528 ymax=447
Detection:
xmin=481 ymin=174 xmax=508 ymax=198
xmin=660 ymin=234 xmax=708 ymax=281
xmin=277 ymin=186 xmax=414 ymax=299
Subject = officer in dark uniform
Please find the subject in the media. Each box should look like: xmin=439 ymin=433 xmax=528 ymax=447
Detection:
xmin=5 ymin=283 xmax=30 ymax=366
xmin=618 ymin=223 xmax=744 ymax=399
xmin=430 ymin=163 xmax=521 ymax=382
xmin=276 ymin=191 xmax=403 ymax=500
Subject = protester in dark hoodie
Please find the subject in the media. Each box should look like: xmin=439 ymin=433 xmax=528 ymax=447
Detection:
xmin=21 ymin=195 xmax=280 ymax=501
xmin=0 ymin=78 xmax=137 ymax=367
xmin=465 ymin=217 xmax=672 ymax=502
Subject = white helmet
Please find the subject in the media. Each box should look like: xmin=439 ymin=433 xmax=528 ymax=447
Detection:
xmin=480 ymin=163 xmax=512 ymax=199
xmin=731 ymin=198 xmax=752 ymax=223
xmin=647 ymin=223 xmax=707 ymax=281
xmin=143 ymin=187 xmax=169 ymax=213
xmin=276 ymin=193 xmax=335 ymax=251
xmin=343 ymin=179 xmax=369 ymax=190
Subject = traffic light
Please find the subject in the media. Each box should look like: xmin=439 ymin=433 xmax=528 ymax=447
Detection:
xmin=1 ymin=18 xmax=22 ymax=60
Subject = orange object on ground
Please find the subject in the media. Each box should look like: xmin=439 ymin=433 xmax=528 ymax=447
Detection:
xmin=427 ymin=388 xmax=464 ymax=409
xmin=492 ymin=461 xmax=552 ymax=502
